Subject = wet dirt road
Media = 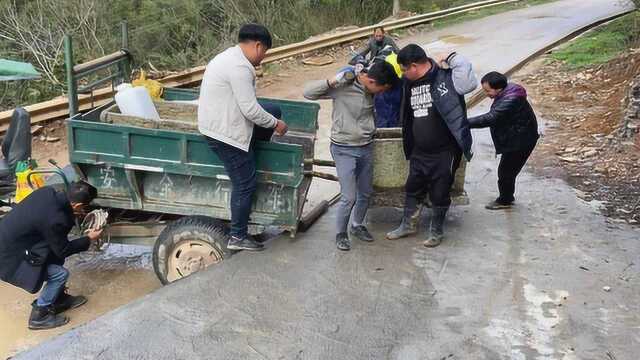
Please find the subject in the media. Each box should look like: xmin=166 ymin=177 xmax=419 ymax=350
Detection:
xmin=0 ymin=246 xmax=160 ymax=357
xmin=7 ymin=0 xmax=639 ymax=359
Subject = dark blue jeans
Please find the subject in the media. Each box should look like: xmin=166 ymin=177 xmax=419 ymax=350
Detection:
xmin=206 ymin=104 xmax=281 ymax=238
xmin=36 ymin=264 xmax=69 ymax=307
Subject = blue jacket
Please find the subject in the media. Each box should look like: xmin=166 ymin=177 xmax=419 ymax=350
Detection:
xmin=374 ymin=83 xmax=402 ymax=128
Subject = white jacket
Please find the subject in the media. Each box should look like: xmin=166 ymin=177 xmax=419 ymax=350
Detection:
xmin=198 ymin=45 xmax=278 ymax=152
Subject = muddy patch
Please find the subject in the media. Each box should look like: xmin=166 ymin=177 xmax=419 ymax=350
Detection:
xmin=514 ymin=53 xmax=640 ymax=226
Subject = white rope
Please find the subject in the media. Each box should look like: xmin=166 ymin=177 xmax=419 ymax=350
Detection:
xmin=81 ymin=209 xmax=110 ymax=251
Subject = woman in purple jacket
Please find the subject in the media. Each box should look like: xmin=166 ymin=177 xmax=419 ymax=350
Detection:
xmin=468 ymin=71 xmax=539 ymax=210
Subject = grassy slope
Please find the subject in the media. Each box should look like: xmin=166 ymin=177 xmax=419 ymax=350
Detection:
xmin=551 ymin=12 xmax=640 ymax=69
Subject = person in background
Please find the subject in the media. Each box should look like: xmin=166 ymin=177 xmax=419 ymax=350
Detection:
xmin=0 ymin=182 xmax=103 ymax=330
xmin=468 ymin=71 xmax=539 ymax=210
xmin=198 ymin=24 xmax=288 ymax=252
xmin=352 ymin=26 xmax=400 ymax=64
xmin=386 ymin=44 xmax=477 ymax=248
xmin=304 ymin=61 xmax=399 ymax=251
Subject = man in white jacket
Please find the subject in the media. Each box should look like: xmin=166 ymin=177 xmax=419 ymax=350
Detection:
xmin=198 ymin=24 xmax=288 ymax=251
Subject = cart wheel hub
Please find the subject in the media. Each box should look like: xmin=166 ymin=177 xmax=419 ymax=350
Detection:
xmin=167 ymin=239 xmax=222 ymax=282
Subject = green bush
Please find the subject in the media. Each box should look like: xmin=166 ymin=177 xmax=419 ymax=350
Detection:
xmin=0 ymin=0 xmax=576 ymax=109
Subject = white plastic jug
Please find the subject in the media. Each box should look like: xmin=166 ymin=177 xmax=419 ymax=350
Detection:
xmin=114 ymin=83 xmax=160 ymax=120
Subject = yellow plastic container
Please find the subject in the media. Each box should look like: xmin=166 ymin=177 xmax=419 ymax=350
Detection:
xmin=15 ymin=166 xmax=45 ymax=203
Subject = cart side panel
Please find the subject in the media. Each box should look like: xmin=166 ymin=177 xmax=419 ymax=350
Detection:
xmin=162 ymin=88 xmax=320 ymax=134
xmin=70 ymin=120 xmax=304 ymax=228
xmin=77 ymin=164 xmax=300 ymax=228
xmin=69 ymin=120 xmax=303 ymax=187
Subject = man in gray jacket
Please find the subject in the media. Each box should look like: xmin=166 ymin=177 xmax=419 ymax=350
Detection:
xmin=198 ymin=24 xmax=288 ymax=251
xmin=304 ymin=61 xmax=398 ymax=251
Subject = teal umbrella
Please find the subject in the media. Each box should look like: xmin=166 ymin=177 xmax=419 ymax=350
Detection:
xmin=0 ymin=59 xmax=41 ymax=81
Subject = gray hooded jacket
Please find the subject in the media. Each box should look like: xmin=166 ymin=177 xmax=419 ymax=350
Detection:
xmin=303 ymin=78 xmax=375 ymax=147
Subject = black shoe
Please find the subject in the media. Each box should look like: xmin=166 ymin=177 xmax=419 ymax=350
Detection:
xmin=28 ymin=303 xmax=69 ymax=330
xmin=227 ymin=236 xmax=264 ymax=251
xmin=53 ymin=290 xmax=88 ymax=314
xmin=485 ymin=199 xmax=513 ymax=210
xmin=350 ymin=225 xmax=374 ymax=242
xmin=336 ymin=232 xmax=351 ymax=251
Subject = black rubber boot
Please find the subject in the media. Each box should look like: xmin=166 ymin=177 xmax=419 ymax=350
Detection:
xmin=386 ymin=205 xmax=422 ymax=240
xmin=424 ymin=207 xmax=448 ymax=248
xmin=28 ymin=302 xmax=69 ymax=330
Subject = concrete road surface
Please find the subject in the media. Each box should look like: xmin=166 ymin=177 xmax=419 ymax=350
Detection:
xmin=15 ymin=1 xmax=639 ymax=359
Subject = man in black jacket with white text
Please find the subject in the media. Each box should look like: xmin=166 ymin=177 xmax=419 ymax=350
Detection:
xmin=386 ymin=44 xmax=477 ymax=248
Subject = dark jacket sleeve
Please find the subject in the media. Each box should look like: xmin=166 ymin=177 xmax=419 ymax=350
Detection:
xmin=387 ymin=36 xmax=400 ymax=53
xmin=468 ymin=97 xmax=519 ymax=129
xmin=400 ymin=81 xmax=415 ymax=159
xmin=43 ymin=221 xmax=90 ymax=259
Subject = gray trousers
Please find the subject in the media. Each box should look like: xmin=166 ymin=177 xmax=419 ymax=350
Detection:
xmin=330 ymin=143 xmax=373 ymax=234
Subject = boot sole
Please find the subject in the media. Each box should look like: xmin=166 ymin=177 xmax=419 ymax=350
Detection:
xmin=385 ymin=232 xmax=417 ymax=240
xmin=29 ymin=317 xmax=70 ymax=330
xmin=423 ymin=241 xmax=442 ymax=248
xmin=485 ymin=204 xmax=513 ymax=210
xmin=424 ymin=237 xmax=443 ymax=248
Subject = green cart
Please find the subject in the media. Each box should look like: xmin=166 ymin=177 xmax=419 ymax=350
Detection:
xmin=63 ymin=25 xmax=321 ymax=284
xmin=68 ymin=87 xmax=318 ymax=284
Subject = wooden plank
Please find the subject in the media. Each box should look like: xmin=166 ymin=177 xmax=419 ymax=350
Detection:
xmin=108 ymin=223 xmax=166 ymax=238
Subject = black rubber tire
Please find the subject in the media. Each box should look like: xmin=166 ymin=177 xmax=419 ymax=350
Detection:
xmin=152 ymin=216 xmax=229 ymax=285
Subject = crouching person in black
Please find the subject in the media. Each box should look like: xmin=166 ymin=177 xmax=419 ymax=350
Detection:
xmin=386 ymin=44 xmax=477 ymax=247
xmin=0 ymin=182 xmax=103 ymax=330
xmin=468 ymin=71 xmax=539 ymax=210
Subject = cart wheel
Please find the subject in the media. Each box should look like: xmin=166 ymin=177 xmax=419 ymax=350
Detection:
xmin=153 ymin=216 xmax=229 ymax=285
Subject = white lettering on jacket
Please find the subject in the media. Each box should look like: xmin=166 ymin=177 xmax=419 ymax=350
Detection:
xmin=410 ymin=84 xmax=433 ymax=118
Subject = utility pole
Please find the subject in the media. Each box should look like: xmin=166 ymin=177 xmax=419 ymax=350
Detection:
xmin=393 ymin=0 xmax=401 ymax=16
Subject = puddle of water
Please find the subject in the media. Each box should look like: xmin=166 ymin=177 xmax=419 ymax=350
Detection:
xmin=528 ymin=15 xmax=567 ymax=20
xmin=425 ymin=35 xmax=475 ymax=54
xmin=485 ymin=284 xmax=570 ymax=359
xmin=583 ymin=198 xmax=607 ymax=213
xmin=68 ymin=244 xmax=152 ymax=271
xmin=438 ymin=34 xmax=474 ymax=44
